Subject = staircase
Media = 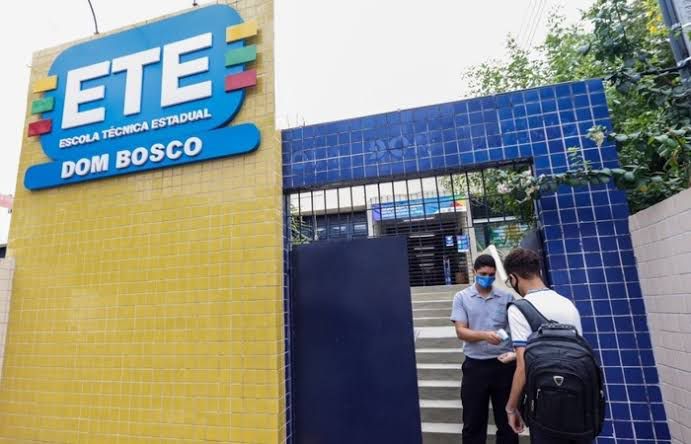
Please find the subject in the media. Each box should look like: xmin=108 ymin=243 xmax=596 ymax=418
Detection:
xmin=412 ymin=285 xmax=529 ymax=444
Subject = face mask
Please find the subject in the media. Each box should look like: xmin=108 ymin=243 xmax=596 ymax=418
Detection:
xmin=476 ymin=275 xmax=495 ymax=289
xmin=508 ymin=274 xmax=521 ymax=295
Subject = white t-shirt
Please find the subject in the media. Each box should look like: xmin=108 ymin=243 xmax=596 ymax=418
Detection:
xmin=508 ymin=289 xmax=582 ymax=348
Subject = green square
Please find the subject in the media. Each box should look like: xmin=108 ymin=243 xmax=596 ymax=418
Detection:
xmin=225 ymin=45 xmax=257 ymax=67
xmin=31 ymin=97 xmax=54 ymax=115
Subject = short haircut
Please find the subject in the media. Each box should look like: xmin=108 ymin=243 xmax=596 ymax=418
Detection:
xmin=504 ymin=248 xmax=541 ymax=278
xmin=473 ymin=254 xmax=496 ymax=271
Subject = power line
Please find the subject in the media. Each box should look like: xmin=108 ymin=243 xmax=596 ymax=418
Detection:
xmin=86 ymin=0 xmax=99 ymax=35
xmin=525 ymin=0 xmax=548 ymax=49
xmin=520 ymin=0 xmax=545 ymax=49
xmin=516 ymin=0 xmax=538 ymax=45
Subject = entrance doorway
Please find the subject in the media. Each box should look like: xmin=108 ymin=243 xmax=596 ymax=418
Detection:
xmin=286 ymin=162 xmax=536 ymax=287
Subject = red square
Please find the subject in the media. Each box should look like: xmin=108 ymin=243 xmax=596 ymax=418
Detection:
xmin=28 ymin=119 xmax=52 ymax=137
xmin=225 ymin=69 xmax=257 ymax=92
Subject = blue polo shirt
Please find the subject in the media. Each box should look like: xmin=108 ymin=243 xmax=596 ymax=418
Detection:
xmin=450 ymin=284 xmax=515 ymax=359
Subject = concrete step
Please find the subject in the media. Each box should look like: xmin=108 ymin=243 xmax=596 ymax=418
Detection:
xmin=415 ymin=337 xmax=460 ymax=349
xmin=415 ymin=317 xmax=452 ymax=327
xmin=412 ymin=284 xmax=464 ymax=294
xmin=421 ymin=423 xmax=530 ymax=444
xmin=412 ymin=294 xmax=456 ymax=303
xmin=417 ymin=363 xmax=462 ymax=380
xmin=413 ymin=308 xmax=450 ymax=319
xmin=417 ymin=380 xmax=461 ymax=400
xmin=416 ymin=348 xmax=464 ymax=364
xmin=419 ymin=399 xmax=501 ymax=425
xmin=420 ymin=399 xmax=462 ymax=424
xmin=412 ymin=300 xmax=451 ymax=311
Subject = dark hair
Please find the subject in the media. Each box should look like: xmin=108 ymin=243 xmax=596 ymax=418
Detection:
xmin=473 ymin=254 xmax=496 ymax=271
xmin=504 ymin=248 xmax=541 ymax=278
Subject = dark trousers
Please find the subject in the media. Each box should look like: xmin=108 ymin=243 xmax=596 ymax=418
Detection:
xmin=530 ymin=430 xmax=592 ymax=444
xmin=461 ymin=356 xmax=518 ymax=444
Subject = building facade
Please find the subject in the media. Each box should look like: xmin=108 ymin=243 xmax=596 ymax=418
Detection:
xmin=0 ymin=1 xmax=673 ymax=443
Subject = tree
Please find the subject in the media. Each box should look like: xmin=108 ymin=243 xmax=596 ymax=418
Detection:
xmin=464 ymin=0 xmax=691 ymax=213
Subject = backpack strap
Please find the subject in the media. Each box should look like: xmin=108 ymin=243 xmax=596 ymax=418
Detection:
xmin=508 ymin=299 xmax=554 ymax=332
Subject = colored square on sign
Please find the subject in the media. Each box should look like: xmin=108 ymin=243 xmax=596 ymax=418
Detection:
xmin=225 ymin=45 xmax=257 ymax=67
xmin=28 ymin=119 xmax=52 ymax=137
xmin=31 ymin=97 xmax=55 ymax=115
xmin=226 ymin=20 xmax=257 ymax=42
xmin=225 ymin=70 xmax=257 ymax=92
xmin=32 ymin=76 xmax=58 ymax=93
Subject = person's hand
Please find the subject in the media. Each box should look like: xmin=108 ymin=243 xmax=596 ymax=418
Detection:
xmin=506 ymin=408 xmax=524 ymax=434
xmin=484 ymin=331 xmax=502 ymax=345
xmin=497 ymin=352 xmax=516 ymax=363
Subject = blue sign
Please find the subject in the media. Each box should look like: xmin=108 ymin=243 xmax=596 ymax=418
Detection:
xmin=444 ymin=235 xmax=454 ymax=247
xmin=457 ymin=234 xmax=470 ymax=253
xmin=372 ymin=195 xmax=466 ymax=221
xmin=25 ymin=5 xmax=260 ymax=190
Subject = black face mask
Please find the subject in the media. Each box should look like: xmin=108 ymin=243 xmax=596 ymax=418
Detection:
xmin=508 ymin=273 xmax=521 ymax=295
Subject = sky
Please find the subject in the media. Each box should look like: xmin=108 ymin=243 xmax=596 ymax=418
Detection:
xmin=0 ymin=0 xmax=593 ymax=244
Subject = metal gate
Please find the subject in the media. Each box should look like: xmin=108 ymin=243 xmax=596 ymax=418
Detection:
xmin=286 ymin=162 xmax=537 ymax=287
xmin=291 ymin=237 xmax=421 ymax=443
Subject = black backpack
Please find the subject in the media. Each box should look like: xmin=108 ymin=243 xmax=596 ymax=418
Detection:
xmin=509 ymin=299 xmax=605 ymax=441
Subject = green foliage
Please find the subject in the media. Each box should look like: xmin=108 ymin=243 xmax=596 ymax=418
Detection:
xmin=464 ymin=0 xmax=691 ymax=213
xmin=439 ymin=165 xmax=538 ymax=228
xmin=289 ymin=207 xmax=311 ymax=245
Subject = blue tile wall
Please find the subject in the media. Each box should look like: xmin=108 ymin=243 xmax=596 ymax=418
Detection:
xmin=282 ymin=80 xmax=670 ymax=443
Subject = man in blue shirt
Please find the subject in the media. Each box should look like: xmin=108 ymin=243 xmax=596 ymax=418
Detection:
xmin=451 ymin=254 xmax=518 ymax=444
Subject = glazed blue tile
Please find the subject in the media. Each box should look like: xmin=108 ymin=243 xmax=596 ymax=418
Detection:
xmin=651 ymin=403 xmax=667 ymax=421
xmin=502 ymin=133 xmax=517 ymax=145
xmin=573 ymin=93 xmax=590 ymax=107
xmin=582 ymin=317 xmax=597 ymax=334
xmin=472 ymin=138 xmax=486 ymax=149
xmin=587 ymin=79 xmax=605 ymax=92
xmin=615 ymin=421 xmax=636 ymax=438
xmin=556 ymin=84 xmax=571 ymax=96
xmin=489 ymin=148 xmax=503 ymax=160
xmin=504 ymin=146 xmax=519 ymax=158
xmin=610 ymin=402 xmax=631 ymax=420
xmin=518 ymin=144 xmax=532 ymax=158
xmin=595 ymin=316 xmax=620 ymax=332
xmin=551 ymin=154 xmax=567 ymax=169
xmin=569 ymin=268 xmax=587 ymax=283
xmin=469 ymin=112 xmax=483 ymax=124
xmin=541 ymin=99 xmax=557 ymax=113
xmin=545 ymin=240 xmax=564 ymax=254
xmin=460 ymin=153 xmax=474 ymax=165
xmin=526 ymin=102 xmax=541 ymax=115
xmin=576 ymin=108 xmax=593 ymax=121
xmin=453 ymin=102 xmax=468 ymax=114
xmin=499 ymin=93 xmax=515 ymax=107
xmin=537 ymin=86 xmax=555 ymax=99
xmin=626 ymin=283 xmax=643 ymax=300
xmin=575 ymin=298 xmax=593 ymax=315
xmin=525 ymin=90 xmax=540 ymax=102
xmin=634 ymin=422 xmax=655 ymax=440
xmin=549 ymin=254 xmax=567 ymax=270
xmin=654 ymin=422 xmax=671 ymax=440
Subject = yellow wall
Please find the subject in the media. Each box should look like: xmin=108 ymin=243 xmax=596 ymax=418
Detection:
xmin=0 ymin=1 xmax=285 ymax=442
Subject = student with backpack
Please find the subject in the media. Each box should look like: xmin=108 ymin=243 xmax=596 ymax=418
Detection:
xmin=502 ymin=248 xmax=605 ymax=444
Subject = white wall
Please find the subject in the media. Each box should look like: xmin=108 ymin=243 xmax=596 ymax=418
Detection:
xmin=630 ymin=187 xmax=691 ymax=444
xmin=0 ymin=257 xmax=14 ymax=379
